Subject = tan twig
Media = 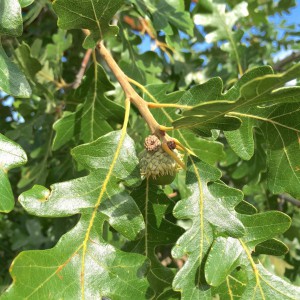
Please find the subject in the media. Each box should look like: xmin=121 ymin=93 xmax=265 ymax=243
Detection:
xmin=97 ymin=41 xmax=161 ymax=135
xmin=72 ymin=49 xmax=93 ymax=89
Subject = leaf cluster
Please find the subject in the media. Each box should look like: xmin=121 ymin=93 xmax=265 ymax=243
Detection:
xmin=1 ymin=0 xmax=300 ymax=299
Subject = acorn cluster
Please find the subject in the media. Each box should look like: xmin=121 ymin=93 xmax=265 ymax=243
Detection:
xmin=139 ymin=135 xmax=182 ymax=185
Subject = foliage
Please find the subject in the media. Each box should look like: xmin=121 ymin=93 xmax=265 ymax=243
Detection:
xmin=1 ymin=0 xmax=300 ymax=299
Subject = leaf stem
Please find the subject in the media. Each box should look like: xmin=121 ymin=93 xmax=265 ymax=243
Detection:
xmin=81 ymin=97 xmax=132 ymax=299
xmin=239 ymin=239 xmax=265 ymax=299
xmin=148 ymin=102 xmax=192 ymax=109
xmin=127 ymin=76 xmax=193 ymax=110
xmin=162 ymin=142 xmax=185 ymax=169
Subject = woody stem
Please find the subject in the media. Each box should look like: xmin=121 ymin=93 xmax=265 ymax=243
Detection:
xmin=97 ymin=41 xmax=162 ymax=135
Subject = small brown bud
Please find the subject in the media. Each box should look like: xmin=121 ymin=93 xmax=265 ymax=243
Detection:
xmin=167 ymin=140 xmax=176 ymax=150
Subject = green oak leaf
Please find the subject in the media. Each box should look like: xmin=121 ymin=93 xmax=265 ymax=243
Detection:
xmin=241 ymin=264 xmax=300 ymax=299
xmin=207 ymin=237 xmax=300 ymax=299
xmin=143 ymin=83 xmax=225 ymax=165
xmin=173 ymin=64 xmax=300 ymax=131
xmin=0 ymin=134 xmax=27 ymax=213
xmin=124 ymin=181 xmax=184 ymax=298
xmin=171 ymin=65 xmax=300 ymax=198
xmin=194 ymin=1 xmax=248 ymax=73
xmin=205 ymin=237 xmax=243 ymax=287
xmin=14 ymin=42 xmax=42 ymax=84
xmin=204 ymin=210 xmax=295 ymax=298
xmin=212 ymin=267 xmax=247 ymax=299
xmin=52 ymin=63 xmax=124 ymax=150
xmin=52 ymin=0 xmax=124 ymax=48
xmin=172 ymin=157 xmax=245 ymax=299
xmin=194 ymin=2 xmax=248 ymax=44
xmin=131 ymin=0 xmax=194 ymax=36
xmin=21 ymin=131 xmax=141 ymax=219
xmin=0 ymin=46 xmax=32 ymax=97
xmin=228 ymin=103 xmax=300 ymax=198
xmin=45 ymin=29 xmax=73 ymax=63
xmin=18 ymin=0 xmax=34 ymax=8
xmin=2 ymin=130 xmax=154 ymax=298
xmin=1 ymin=213 xmax=154 ymax=300
xmin=0 ymin=0 xmax=23 ymax=36
xmin=238 ymin=211 xmax=291 ymax=248
xmin=254 ymin=239 xmax=289 ymax=256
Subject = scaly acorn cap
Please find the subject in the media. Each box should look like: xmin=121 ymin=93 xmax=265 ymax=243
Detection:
xmin=144 ymin=135 xmax=161 ymax=152
xmin=139 ymin=141 xmax=183 ymax=184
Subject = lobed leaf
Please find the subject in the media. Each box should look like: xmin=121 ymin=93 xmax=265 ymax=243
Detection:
xmin=52 ymin=64 xmax=124 ymax=150
xmin=1 ymin=213 xmax=154 ymax=300
xmin=194 ymin=1 xmax=248 ymax=74
xmin=194 ymin=2 xmax=248 ymax=44
xmin=205 ymin=237 xmax=243 ymax=287
xmin=174 ymin=64 xmax=300 ymax=129
xmin=52 ymin=0 xmax=124 ymax=48
xmin=125 ymin=181 xmax=184 ymax=298
xmin=172 ymin=157 xmax=245 ymax=298
xmin=0 ymin=134 xmax=27 ymax=213
xmin=171 ymin=64 xmax=300 ymax=198
xmin=228 ymin=103 xmax=300 ymax=198
xmin=0 ymin=46 xmax=32 ymax=97
xmin=238 ymin=211 xmax=291 ymax=248
xmin=205 ymin=236 xmax=300 ymax=299
xmin=3 ymin=129 xmax=153 ymax=298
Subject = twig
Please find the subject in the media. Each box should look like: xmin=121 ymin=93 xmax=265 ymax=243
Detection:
xmin=97 ymin=41 xmax=161 ymax=135
xmin=97 ymin=41 xmax=187 ymax=169
xmin=122 ymin=16 xmax=176 ymax=60
xmin=167 ymin=192 xmax=178 ymax=198
xmin=279 ymin=195 xmax=300 ymax=208
xmin=273 ymin=52 xmax=300 ymax=71
xmin=72 ymin=49 xmax=93 ymax=89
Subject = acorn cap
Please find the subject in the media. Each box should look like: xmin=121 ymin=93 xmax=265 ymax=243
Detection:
xmin=144 ymin=135 xmax=161 ymax=152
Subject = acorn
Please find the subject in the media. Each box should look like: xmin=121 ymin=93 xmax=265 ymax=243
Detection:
xmin=139 ymin=135 xmax=183 ymax=185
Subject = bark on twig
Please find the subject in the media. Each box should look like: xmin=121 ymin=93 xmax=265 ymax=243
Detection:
xmin=97 ymin=41 xmax=161 ymax=135
xmin=72 ymin=49 xmax=93 ymax=89
xmin=273 ymin=52 xmax=300 ymax=71
xmin=279 ymin=195 xmax=300 ymax=208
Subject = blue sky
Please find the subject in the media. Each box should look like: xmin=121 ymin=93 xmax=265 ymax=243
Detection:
xmin=271 ymin=0 xmax=300 ymax=26
xmin=138 ymin=1 xmax=300 ymax=57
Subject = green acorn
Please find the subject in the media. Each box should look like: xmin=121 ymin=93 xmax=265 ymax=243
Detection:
xmin=139 ymin=135 xmax=182 ymax=185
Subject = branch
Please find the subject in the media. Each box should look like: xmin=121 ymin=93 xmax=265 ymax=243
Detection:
xmin=97 ymin=41 xmax=188 ymax=169
xmin=279 ymin=194 xmax=300 ymax=208
xmin=72 ymin=49 xmax=93 ymax=89
xmin=273 ymin=52 xmax=300 ymax=72
xmin=97 ymin=41 xmax=161 ymax=135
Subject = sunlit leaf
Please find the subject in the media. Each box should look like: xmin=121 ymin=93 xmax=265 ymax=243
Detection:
xmin=172 ymin=157 xmax=245 ymax=299
xmin=0 ymin=134 xmax=27 ymax=212
xmin=52 ymin=0 xmax=124 ymax=48
xmin=0 ymin=46 xmax=32 ymax=97
xmin=1 ymin=213 xmax=154 ymax=300
xmin=0 ymin=0 xmax=22 ymax=36
xmin=2 ymin=129 xmax=154 ymax=298
xmin=53 ymin=64 xmax=124 ymax=150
